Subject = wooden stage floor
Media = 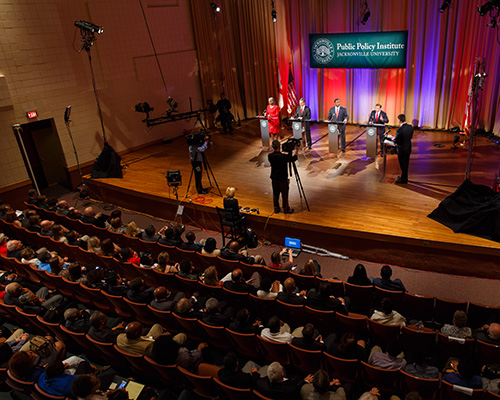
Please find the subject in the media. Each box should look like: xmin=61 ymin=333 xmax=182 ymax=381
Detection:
xmin=85 ymin=120 xmax=500 ymax=279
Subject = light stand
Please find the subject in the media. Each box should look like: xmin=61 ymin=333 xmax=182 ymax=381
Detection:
xmin=78 ymin=27 xmax=107 ymax=144
xmin=64 ymin=105 xmax=88 ymax=199
xmin=465 ymin=58 xmax=487 ymax=181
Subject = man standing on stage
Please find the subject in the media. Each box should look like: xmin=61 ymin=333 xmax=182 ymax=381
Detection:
xmin=216 ymin=92 xmax=233 ymax=135
xmin=189 ymin=133 xmax=210 ymax=194
xmin=394 ymin=114 xmax=413 ymax=184
xmin=268 ymin=140 xmax=297 ymax=214
xmin=293 ymin=98 xmax=312 ymax=150
xmin=327 ymin=99 xmax=349 ymax=154
xmin=369 ymin=103 xmax=389 ymax=155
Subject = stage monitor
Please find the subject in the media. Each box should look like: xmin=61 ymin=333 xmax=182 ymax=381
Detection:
xmin=310 ymin=30 xmax=408 ymax=69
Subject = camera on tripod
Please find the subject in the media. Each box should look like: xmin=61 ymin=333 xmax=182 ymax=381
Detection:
xmin=282 ymin=137 xmax=301 ymax=153
xmin=186 ymin=129 xmax=210 ymax=146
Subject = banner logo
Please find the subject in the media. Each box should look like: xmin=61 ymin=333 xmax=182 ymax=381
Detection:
xmin=312 ymin=38 xmax=335 ymax=64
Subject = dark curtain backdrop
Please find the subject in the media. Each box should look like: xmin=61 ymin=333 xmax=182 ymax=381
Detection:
xmin=191 ymin=0 xmax=500 ymax=132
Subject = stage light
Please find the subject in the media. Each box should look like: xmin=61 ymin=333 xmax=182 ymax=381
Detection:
xmin=440 ymin=0 xmax=451 ymax=13
xmin=74 ymin=20 xmax=103 ymax=34
xmin=210 ymin=2 xmax=221 ymax=12
xmin=361 ymin=10 xmax=371 ymax=25
xmin=166 ymin=170 xmax=182 ymax=187
xmin=478 ymin=1 xmax=499 ymax=16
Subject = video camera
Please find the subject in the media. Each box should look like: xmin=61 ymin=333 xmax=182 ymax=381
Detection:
xmin=186 ymin=129 xmax=210 ymax=146
xmin=282 ymin=137 xmax=301 ymax=153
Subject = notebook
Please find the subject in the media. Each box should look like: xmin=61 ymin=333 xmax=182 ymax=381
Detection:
xmin=284 ymin=237 xmax=302 ymax=257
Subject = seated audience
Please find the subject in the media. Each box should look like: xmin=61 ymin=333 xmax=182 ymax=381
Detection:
xmin=68 ymin=262 xmax=88 ymax=284
xmin=20 ymin=247 xmax=40 ymax=267
xmin=116 ymin=321 xmax=165 ymax=357
xmin=261 ymin=315 xmax=294 ymax=343
xmin=81 ymin=206 xmax=107 ymax=228
xmin=119 ymin=247 xmax=140 ymax=265
xmin=223 ymin=268 xmax=259 ymax=294
xmin=441 ymin=310 xmax=472 ymax=338
xmin=201 ymin=265 xmax=220 ymax=286
xmin=300 ymin=259 xmax=322 ymax=277
xmin=150 ymin=286 xmax=185 ymax=311
xmin=202 ymin=297 xmax=233 ymax=327
xmin=126 ymin=277 xmax=155 ymax=304
xmin=39 ymin=220 xmax=54 ymax=236
xmin=404 ymin=350 xmax=439 ymax=379
xmin=218 ymin=351 xmax=260 ymax=389
xmin=292 ymin=323 xmax=327 ymax=351
xmin=107 ymin=216 xmax=126 ymax=233
xmin=151 ymin=333 xmax=206 ymax=372
xmin=228 ymin=308 xmax=262 ymax=334
xmin=174 ymin=297 xmax=203 ymax=319
xmin=307 ymin=281 xmax=348 ymax=315
xmin=27 ymin=188 xmax=38 ymax=204
xmin=220 ymin=240 xmax=254 ymax=264
xmin=373 ymin=265 xmax=406 ymax=292
xmin=347 ymin=264 xmax=372 ymax=286
xmin=98 ymin=238 xmax=120 ymax=258
xmin=51 ymin=224 xmax=68 ymax=243
xmin=327 ymin=331 xmax=367 ymax=361
xmin=474 ymin=322 xmax=500 ymax=344
xmin=139 ymin=224 xmax=160 ymax=242
xmin=87 ymin=236 xmax=101 ymax=252
xmin=257 ymin=277 xmax=282 ymax=299
xmin=158 ymin=226 xmax=183 ymax=247
xmin=277 ymin=277 xmax=306 ymax=305
xmin=38 ymin=360 xmax=78 ymax=397
xmin=125 ymin=221 xmax=143 ymax=237
xmin=255 ymin=361 xmax=311 ymax=400
xmin=26 ymin=214 xmax=42 ymax=233
xmin=201 ymin=237 xmax=220 ymax=257
xmin=66 ymin=230 xmax=88 ymax=249
xmin=6 ymin=239 xmax=24 ymax=260
xmin=64 ymin=308 xmax=91 ymax=333
xmin=370 ymin=297 xmax=406 ymax=326
xmin=88 ymin=311 xmax=125 ymax=343
xmin=155 ymin=251 xmax=179 ymax=273
xmin=270 ymin=248 xmax=294 ymax=270
xmin=0 ymin=233 xmax=8 ymax=256
xmin=180 ymin=231 xmax=202 ymax=252
xmin=5 ymin=282 xmax=64 ymax=313
xmin=106 ymin=272 xmax=128 ymax=296
xmin=177 ymin=259 xmax=198 ymax=280
xmin=369 ymin=340 xmax=406 ymax=370
xmin=443 ymin=358 xmax=482 ymax=389
xmin=9 ymin=350 xmax=45 ymax=382
xmin=56 ymin=200 xmax=70 ymax=215
xmin=37 ymin=250 xmax=53 ymax=273
xmin=300 ymin=369 xmax=345 ymax=400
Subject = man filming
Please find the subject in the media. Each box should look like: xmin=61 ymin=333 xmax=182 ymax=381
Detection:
xmin=189 ymin=132 xmax=210 ymax=194
xmin=268 ymin=139 xmax=298 ymax=214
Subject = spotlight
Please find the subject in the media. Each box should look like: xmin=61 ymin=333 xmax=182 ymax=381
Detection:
xmin=440 ymin=0 xmax=451 ymax=13
xmin=167 ymin=97 xmax=178 ymax=110
xmin=361 ymin=10 xmax=371 ymax=25
xmin=478 ymin=1 xmax=499 ymax=16
xmin=210 ymin=2 xmax=221 ymax=12
xmin=272 ymin=9 xmax=277 ymax=22
xmin=74 ymin=20 xmax=103 ymax=34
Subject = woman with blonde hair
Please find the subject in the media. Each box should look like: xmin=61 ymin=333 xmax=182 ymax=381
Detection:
xmin=87 ymin=236 xmax=101 ymax=252
xmin=223 ymin=187 xmax=245 ymax=225
xmin=202 ymin=265 xmax=220 ymax=287
xmin=125 ymin=221 xmax=142 ymax=237
xmin=155 ymin=251 xmax=179 ymax=273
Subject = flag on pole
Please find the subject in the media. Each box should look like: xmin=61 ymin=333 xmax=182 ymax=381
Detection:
xmin=277 ymin=68 xmax=284 ymax=110
xmin=287 ymin=65 xmax=299 ymax=114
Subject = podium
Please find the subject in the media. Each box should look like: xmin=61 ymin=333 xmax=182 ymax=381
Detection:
xmin=290 ymin=118 xmax=305 ymax=140
xmin=256 ymin=116 xmax=270 ymax=148
xmin=366 ymin=124 xmax=385 ymax=158
xmin=327 ymin=122 xmax=340 ymax=154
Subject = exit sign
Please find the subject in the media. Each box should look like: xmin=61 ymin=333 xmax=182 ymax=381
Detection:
xmin=26 ymin=110 xmax=38 ymax=119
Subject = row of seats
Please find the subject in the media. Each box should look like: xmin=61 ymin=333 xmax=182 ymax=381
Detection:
xmin=2 ymin=216 xmax=499 ymax=331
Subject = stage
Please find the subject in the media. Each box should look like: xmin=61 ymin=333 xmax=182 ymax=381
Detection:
xmin=84 ymin=120 xmax=500 ymax=279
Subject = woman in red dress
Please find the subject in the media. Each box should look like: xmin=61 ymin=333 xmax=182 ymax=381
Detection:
xmin=265 ymin=97 xmax=280 ymax=142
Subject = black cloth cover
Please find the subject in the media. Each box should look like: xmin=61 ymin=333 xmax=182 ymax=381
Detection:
xmin=90 ymin=142 xmax=123 ymax=179
xmin=428 ymin=179 xmax=500 ymax=242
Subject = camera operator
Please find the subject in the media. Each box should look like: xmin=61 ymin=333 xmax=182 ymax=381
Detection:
xmin=268 ymin=139 xmax=298 ymax=214
xmin=189 ymin=132 xmax=210 ymax=194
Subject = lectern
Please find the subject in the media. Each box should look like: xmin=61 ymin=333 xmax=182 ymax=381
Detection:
xmin=257 ymin=116 xmax=270 ymax=148
xmin=290 ymin=118 xmax=304 ymax=140
xmin=327 ymin=122 xmax=340 ymax=154
xmin=366 ymin=124 xmax=385 ymax=158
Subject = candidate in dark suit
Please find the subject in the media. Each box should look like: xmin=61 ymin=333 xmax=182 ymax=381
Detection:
xmin=268 ymin=140 xmax=297 ymax=214
xmin=368 ymin=103 xmax=389 ymax=154
xmin=394 ymin=114 xmax=413 ymax=184
xmin=327 ymin=98 xmax=349 ymax=153
xmin=293 ymin=98 xmax=312 ymax=150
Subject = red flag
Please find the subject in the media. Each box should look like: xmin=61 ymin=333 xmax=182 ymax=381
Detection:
xmin=287 ymin=66 xmax=299 ymax=114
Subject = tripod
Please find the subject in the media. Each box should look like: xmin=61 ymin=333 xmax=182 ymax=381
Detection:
xmin=186 ymin=152 xmax=222 ymax=197
xmin=288 ymin=159 xmax=310 ymax=211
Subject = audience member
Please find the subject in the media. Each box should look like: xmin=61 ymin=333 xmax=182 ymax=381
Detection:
xmin=220 ymin=240 xmax=254 ymax=264
xmin=373 ymin=265 xmax=406 ymax=292
xmin=139 ymin=225 xmax=160 ymax=242
xmin=218 ymin=351 xmax=260 ymax=389
xmin=20 ymin=247 xmax=40 ymax=267
xmin=370 ymin=298 xmax=406 ymax=326
xmin=38 ymin=360 xmax=78 ymax=397
xmin=151 ymin=333 xmax=206 ymax=372
xmin=120 ymin=247 xmax=140 ymax=265
xmin=155 ymin=251 xmax=179 ymax=273
xmin=202 ymin=297 xmax=233 ymax=327
xmin=201 ymin=237 xmax=220 ymax=257
xmin=201 ymin=266 xmax=220 ymax=286
xmin=441 ymin=310 xmax=472 ymax=338
xmin=126 ymin=277 xmax=155 ymax=303
xmin=87 ymin=236 xmax=101 ymax=252
xmin=404 ymin=350 xmax=439 ymax=379
xmin=474 ymin=322 xmax=500 ymax=345
xmin=300 ymin=369 xmax=345 ymax=400
xmin=6 ymin=240 xmax=24 ymax=260
xmin=223 ymin=268 xmax=259 ymax=294
xmin=292 ymin=323 xmax=327 ymax=351
xmin=301 ymin=259 xmax=322 ymax=277
xmin=369 ymin=341 xmax=406 ymax=370
xmin=180 ymin=231 xmax=202 ymax=252
xmin=327 ymin=331 xmax=367 ymax=361
xmin=81 ymin=206 xmax=107 ymax=228
xmin=56 ymin=200 xmax=70 ymax=215
xmin=26 ymin=214 xmax=42 ymax=233
xmin=255 ymin=361 xmax=311 ymax=400
xmin=150 ymin=286 xmax=185 ymax=311
xmin=106 ymin=272 xmax=128 ymax=296
xmin=51 ymin=224 xmax=67 ymax=243
xmin=178 ymin=259 xmax=199 ymax=280
xmin=443 ymin=358 xmax=482 ymax=389
xmin=270 ymin=248 xmax=294 ymax=270
xmin=228 ymin=308 xmax=262 ymax=334
xmin=39 ymin=220 xmax=54 ymax=236
xmin=261 ymin=316 xmax=294 ymax=343
xmin=158 ymin=226 xmax=183 ymax=247
xmin=277 ymin=277 xmax=306 ymax=305
xmin=98 ymin=238 xmax=120 ymax=258
xmin=88 ymin=311 xmax=125 ymax=343
xmin=125 ymin=221 xmax=142 ymax=237
xmin=116 ymin=321 xmax=166 ymax=357
xmin=347 ymin=264 xmax=372 ymax=286
xmin=257 ymin=277 xmax=282 ymax=299
xmin=307 ymin=281 xmax=348 ymax=315
xmin=64 ymin=308 xmax=91 ymax=333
